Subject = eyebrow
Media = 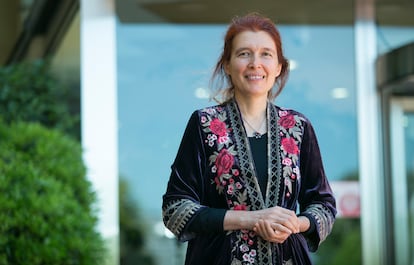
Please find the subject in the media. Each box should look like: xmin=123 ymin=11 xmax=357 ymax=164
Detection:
xmin=234 ymin=47 xmax=276 ymax=54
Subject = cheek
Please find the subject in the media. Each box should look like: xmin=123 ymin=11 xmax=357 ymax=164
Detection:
xmin=228 ymin=60 xmax=247 ymax=74
xmin=268 ymin=63 xmax=282 ymax=78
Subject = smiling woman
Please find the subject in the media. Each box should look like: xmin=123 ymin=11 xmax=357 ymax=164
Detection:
xmin=211 ymin=14 xmax=289 ymax=103
xmin=116 ymin=10 xmax=359 ymax=265
xmin=162 ymin=13 xmax=336 ymax=265
xmin=224 ymin=31 xmax=282 ymax=103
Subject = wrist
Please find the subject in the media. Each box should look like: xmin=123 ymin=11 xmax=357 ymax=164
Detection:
xmin=298 ymin=216 xmax=310 ymax=233
xmin=240 ymin=210 xmax=262 ymax=230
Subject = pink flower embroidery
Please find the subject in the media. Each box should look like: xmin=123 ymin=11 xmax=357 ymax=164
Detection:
xmin=279 ymin=110 xmax=288 ymax=117
xmin=279 ymin=114 xmax=296 ymax=129
xmin=282 ymin=157 xmax=292 ymax=166
xmin=215 ymin=148 xmax=234 ymax=177
xmin=210 ymin=118 xmax=227 ymax=137
xmin=240 ymin=244 xmax=249 ymax=253
xmin=234 ymin=204 xmax=247 ymax=211
xmin=218 ymin=135 xmax=229 ymax=144
xmin=227 ymin=185 xmax=234 ymax=195
xmin=281 ymin=137 xmax=299 ymax=154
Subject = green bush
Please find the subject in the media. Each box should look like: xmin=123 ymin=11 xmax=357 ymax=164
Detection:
xmin=0 ymin=121 xmax=105 ymax=265
xmin=0 ymin=59 xmax=80 ymax=138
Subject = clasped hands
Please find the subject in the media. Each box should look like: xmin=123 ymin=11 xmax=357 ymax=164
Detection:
xmin=252 ymin=206 xmax=309 ymax=244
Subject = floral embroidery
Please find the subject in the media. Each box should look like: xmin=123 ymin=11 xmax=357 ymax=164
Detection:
xmin=216 ymin=148 xmax=235 ymax=177
xmin=200 ymin=106 xmax=257 ymax=264
xmin=210 ymin=118 xmax=227 ymax=137
xmin=233 ymin=203 xmax=247 ymax=211
xmin=281 ymin=137 xmax=299 ymax=155
xmin=238 ymin=229 xmax=257 ymax=264
xmin=201 ymin=107 xmax=245 ymax=201
xmin=278 ymin=110 xmax=305 ymax=198
xmin=200 ymin=104 xmax=306 ymax=264
xmin=209 ymin=146 xmax=237 ymax=194
xmin=278 ymin=114 xmax=296 ymax=129
xmin=202 ymin=108 xmax=232 ymax=151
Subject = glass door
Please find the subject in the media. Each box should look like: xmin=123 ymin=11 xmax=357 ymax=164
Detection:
xmin=388 ymin=97 xmax=414 ymax=265
xmin=377 ymin=41 xmax=414 ymax=265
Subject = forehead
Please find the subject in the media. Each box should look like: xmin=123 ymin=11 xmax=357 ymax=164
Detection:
xmin=232 ymin=30 xmax=277 ymax=51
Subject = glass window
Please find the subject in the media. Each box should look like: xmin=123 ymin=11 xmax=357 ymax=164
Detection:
xmin=377 ymin=26 xmax=414 ymax=54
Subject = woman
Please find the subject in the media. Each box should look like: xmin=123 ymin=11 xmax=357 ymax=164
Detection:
xmin=162 ymin=13 xmax=336 ymax=265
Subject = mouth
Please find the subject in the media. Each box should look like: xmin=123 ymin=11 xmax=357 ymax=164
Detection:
xmin=245 ymin=74 xmax=265 ymax=80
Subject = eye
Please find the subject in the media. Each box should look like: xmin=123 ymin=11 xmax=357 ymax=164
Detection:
xmin=237 ymin=51 xmax=250 ymax=57
xmin=262 ymin=51 xmax=273 ymax=57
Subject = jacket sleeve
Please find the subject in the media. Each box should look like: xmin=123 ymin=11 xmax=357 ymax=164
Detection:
xmin=298 ymin=118 xmax=337 ymax=252
xmin=162 ymin=111 xmax=215 ymax=241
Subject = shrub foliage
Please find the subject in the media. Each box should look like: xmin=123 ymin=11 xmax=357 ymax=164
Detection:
xmin=0 ymin=59 xmax=79 ymax=138
xmin=0 ymin=121 xmax=105 ymax=264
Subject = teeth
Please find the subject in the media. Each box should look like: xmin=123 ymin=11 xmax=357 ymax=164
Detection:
xmin=246 ymin=75 xmax=264 ymax=80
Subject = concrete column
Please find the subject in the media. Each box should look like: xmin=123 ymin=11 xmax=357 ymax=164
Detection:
xmin=355 ymin=0 xmax=386 ymax=264
xmin=80 ymin=0 xmax=119 ymax=264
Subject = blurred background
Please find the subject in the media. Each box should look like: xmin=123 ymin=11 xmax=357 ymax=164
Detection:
xmin=0 ymin=0 xmax=413 ymax=264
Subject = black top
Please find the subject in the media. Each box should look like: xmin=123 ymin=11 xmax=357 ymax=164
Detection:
xmin=248 ymin=134 xmax=268 ymax=199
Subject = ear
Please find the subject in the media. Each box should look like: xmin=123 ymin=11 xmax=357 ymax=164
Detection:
xmin=224 ymin=61 xmax=230 ymax=75
xmin=275 ymin=63 xmax=282 ymax=78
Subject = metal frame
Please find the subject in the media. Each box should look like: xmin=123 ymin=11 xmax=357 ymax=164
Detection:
xmin=390 ymin=97 xmax=413 ymax=265
xmin=6 ymin=0 xmax=79 ymax=64
xmin=377 ymin=23 xmax=414 ymax=265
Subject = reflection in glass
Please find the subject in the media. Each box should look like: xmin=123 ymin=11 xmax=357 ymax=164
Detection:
xmin=404 ymin=113 xmax=414 ymax=264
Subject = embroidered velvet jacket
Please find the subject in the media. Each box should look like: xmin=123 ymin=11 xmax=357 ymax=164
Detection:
xmin=162 ymin=99 xmax=336 ymax=265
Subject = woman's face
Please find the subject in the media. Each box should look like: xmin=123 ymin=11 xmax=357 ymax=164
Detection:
xmin=225 ymin=30 xmax=282 ymax=100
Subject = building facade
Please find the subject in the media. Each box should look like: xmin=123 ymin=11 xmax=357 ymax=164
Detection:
xmin=1 ymin=0 xmax=413 ymax=264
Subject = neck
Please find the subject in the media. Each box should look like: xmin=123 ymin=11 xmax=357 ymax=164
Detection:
xmin=234 ymin=94 xmax=268 ymax=138
xmin=234 ymin=94 xmax=268 ymax=120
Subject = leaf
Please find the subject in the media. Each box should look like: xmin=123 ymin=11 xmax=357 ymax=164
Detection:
xmin=286 ymin=177 xmax=293 ymax=194
xmin=283 ymin=166 xmax=292 ymax=178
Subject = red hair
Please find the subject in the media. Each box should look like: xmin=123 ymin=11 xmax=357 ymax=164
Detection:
xmin=210 ymin=13 xmax=289 ymax=102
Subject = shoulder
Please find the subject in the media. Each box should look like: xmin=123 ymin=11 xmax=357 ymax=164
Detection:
xmin=271 ymin=103 xmax=311 ymax=125
xmin=184 ymin=103 xmax=228 ymax=129
xmin=196 ymin=103 xmax=227 ymax=115
xmin=192 ymin=103 xmax=228 ymax=122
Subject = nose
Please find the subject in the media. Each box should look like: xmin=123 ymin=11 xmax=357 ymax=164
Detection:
xmin=248 ymin=55 xmax=260 ymax=68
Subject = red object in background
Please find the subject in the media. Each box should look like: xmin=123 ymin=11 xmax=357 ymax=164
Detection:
xmin=330 ymin=181 xmax=360 ymax=218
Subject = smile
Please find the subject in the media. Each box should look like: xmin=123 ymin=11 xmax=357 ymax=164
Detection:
xmin=245 ymin=75 xmax=265 ymax=80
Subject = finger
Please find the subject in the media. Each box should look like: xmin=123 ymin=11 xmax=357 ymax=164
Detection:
xmin=272 ymin=223 xmax=292 ymax=234
xmin=258 ymin=219 xmax=276 ymax=240
xmin=265 ymin=206 xmax=299 ymax=232
xmin=261 ymin=220 xmax=274 ymax=239
xmin=276 ymin=214 xmax=300 ymax=233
